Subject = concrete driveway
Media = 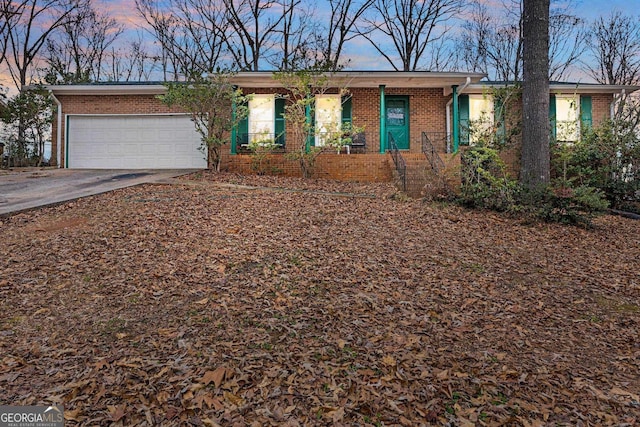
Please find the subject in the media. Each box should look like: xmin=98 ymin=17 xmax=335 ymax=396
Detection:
xmin=0 ymin=168 xmax=200 ymax=216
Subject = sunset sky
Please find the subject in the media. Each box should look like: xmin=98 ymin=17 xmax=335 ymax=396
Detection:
xmin=1 ymin=0 xmax=638 ymax=91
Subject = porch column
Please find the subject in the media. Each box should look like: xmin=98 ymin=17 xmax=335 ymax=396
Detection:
xmin=452 ymin=85 xmax=459 ymax=153
xmin=379 ymin=85 xmax=386 ymax=153
xmin=230 ymin=95 xmax=237 ymax=155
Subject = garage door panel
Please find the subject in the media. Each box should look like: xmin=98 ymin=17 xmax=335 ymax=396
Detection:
xmin=68 ymin=115 xmax=206 ymax=169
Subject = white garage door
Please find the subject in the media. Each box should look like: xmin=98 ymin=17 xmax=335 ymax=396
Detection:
xmin=67 ymin=115 xmax=207 ymax=169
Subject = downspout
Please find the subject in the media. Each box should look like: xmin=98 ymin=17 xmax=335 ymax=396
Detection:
xmin=379 ymin=85 xmax=386 ymax=153
xmin=447 ymin=77 xmax=471 ymax=153
xmin=451 ymin=86 xmax=459 ymax=153
xmin=50 ymin=91 xmax=62 ymax=168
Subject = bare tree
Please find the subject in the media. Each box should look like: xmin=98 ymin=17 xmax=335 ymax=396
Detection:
xmin=136 ymin=0 xmax=230 ymax=79
xmin=45 ymin=2 xmax=123 ymax=83
xmin=521 ymin=0 xmax=550 ymax=188
xmin=270 ymin=0 xmax=314 ymax=70
xmin=458 ymin=0 xmax=585 ymax=81
xmin=320 ymin=0 xmax=374 ymax=70
xmin=585 ymin=12 xmax=640 ymax=86
xmin=222 ymin=0 xmax=289 ymax=71
xmin=1 ymin=0 xmax=17 ymax=65
xmin=359 ymin=0 xmax=463 ymax=71
xmin=4 ymin=0 xmax=84 ymax=90
xmin=548 ymin=10 xmax=587 ymax=80
xmin=458 ymin=0 xmax=522 ymax=81
xmin=105 ymin=33 xmax=159 ymax=82
xmin=585 ymin=12 xmax=640 ymax=129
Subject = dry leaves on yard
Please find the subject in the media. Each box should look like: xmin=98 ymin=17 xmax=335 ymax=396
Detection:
xmin=0 ymin=173 xmax=638 ymax=426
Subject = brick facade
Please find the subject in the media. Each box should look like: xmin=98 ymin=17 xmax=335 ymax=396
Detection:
xmin=51 ymin=87 xmax=615 ymax=184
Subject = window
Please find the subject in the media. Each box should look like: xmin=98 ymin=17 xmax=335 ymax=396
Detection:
xmin=235 ymin=94 xmax=286 ymax=149
xmin=468 ymin=95 xmax=494 ymax=145
xmin=314 ymin=95 xmax=342 ymax=146
xmin=458 ymin=94 xmax=494 ymax=146
xmin=248 ymin=94 xmax=275 ymax=143
xmin=555 ymin=95 xmax=579 ymax=142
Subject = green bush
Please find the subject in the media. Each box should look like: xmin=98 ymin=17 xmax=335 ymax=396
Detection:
xmin=458 ymin=146 xmax=609 ymax=226
xmin=459 ymin=147 xmax=517 ymax=211
xmin=551 ymin=119 xmax=639 ymax=212
xmin=517 ymin=184 xmax=609 ymax=226
xmin=247 ymin=137 xmax=281 ymax=175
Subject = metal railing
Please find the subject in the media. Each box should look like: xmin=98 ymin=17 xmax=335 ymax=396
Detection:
xmin=421 ymin=132 xmax=446 ymax=173
xmin=388 ymin=132 xmax=406 ymax=191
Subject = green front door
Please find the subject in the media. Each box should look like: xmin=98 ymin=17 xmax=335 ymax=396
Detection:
xmin=385 ymin=96 xmax=409 ymax=150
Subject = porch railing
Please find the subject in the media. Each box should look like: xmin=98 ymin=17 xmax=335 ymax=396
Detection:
xmin=421 ymin=132 xmax=446 ymax=173
xmin=388 ymin=132 xmax=406 ymax=191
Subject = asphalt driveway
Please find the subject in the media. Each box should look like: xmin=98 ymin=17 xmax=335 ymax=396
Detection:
xmin=0 ymin=168 xmax=200 ymax=216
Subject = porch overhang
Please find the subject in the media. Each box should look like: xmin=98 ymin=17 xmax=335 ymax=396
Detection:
xmin=230 ymin=71 xmax=486 ymax=89
xmin=464 ymin=82 xmax=640 ymax=95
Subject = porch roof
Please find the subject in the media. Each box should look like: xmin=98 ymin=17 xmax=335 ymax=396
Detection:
xmin=466 ymin=81 xmax=640 ymax=94
xmin=230 ymin=71 xmax=487 ymax=88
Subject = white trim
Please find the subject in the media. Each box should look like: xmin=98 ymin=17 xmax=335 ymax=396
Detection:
xmin=64 ymin=113 xmax=191 ymax=117
xmin=50 ymin=91 xmax=62 ymax=168
xmin=46 ymin=85 xmax=166 ymax=96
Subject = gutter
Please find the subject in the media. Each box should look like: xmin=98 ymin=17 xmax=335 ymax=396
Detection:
xmin=50 ymin=91 xmax=62 ymax=168
xmin=447 ymin=77 xmax=471 ymax=153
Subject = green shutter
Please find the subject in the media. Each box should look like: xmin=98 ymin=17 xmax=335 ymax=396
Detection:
xmin=341 ymin=95 xmax=352 ymax=125
xmin=275 ymin=97 xmax=285 ymax=146
xmin=308 ymin=98 xmax=316 ymax=147
xmin=458 ymin=94 xmax=470 ymax=146
xmin=580 ymin=95 xmax=592 ymax=129
xmin=549 ymin=94 xmax=557 ymax=142
xmin=237 ymin=99 xmax=249 ymax=147
xmin=494 ymin=96 xmax=505 ymax=144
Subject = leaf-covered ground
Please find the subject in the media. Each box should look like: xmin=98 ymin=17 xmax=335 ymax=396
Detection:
xmin=1 ymin=173 xmax=639 ymax=426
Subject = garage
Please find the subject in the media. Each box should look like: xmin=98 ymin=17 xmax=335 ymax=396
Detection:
xmin=66 ymin=115 xmax=207 ymax=169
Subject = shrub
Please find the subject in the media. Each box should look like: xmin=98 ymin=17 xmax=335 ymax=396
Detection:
xmin=458 ymin=146 xmax=609 ymax=226
xmin=517 ymin=184 xmax=609 ymax=226
xmin=459 ymin=147 xmax=517 ymax=211
xmin=247 ymin=136 xmax=281 ymax=175
xmin=551 ymin=119 xmax=639 ymax=212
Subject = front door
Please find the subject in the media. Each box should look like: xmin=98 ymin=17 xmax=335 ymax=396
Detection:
xmin=385 ymin=96 xmax=409 ymax=150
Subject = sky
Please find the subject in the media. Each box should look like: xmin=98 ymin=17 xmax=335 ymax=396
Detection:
xmin=1 ymin=0 xmax=639 ymax=92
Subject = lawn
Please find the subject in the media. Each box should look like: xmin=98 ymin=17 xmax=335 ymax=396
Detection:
xmin=1 ymin=173 xmax=638 ymax=426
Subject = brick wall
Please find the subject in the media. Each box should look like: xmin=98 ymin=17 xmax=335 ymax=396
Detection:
xmin=222 ymin=152 xmax=393 ymax=182
xmin=51 ymin=89 xmax=615 ymax=183
xmin=591 ymin=94 xmax=612 ymax=126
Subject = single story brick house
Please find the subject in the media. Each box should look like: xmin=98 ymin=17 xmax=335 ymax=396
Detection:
xmin=46 ymin=71 xmax=639 ymax=182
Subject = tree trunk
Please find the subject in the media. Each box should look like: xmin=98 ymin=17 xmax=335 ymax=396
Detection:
xmin=520 ymin=0 xmax=550 ymax=188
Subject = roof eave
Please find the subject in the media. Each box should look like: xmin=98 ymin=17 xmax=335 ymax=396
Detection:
xmin=230 ymin=71 xmax=487 ymax=88
xmin=466 ymin=82 xmax=640 ymax=94
xmin=45 ymin=85 xmax=167 ymax=96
